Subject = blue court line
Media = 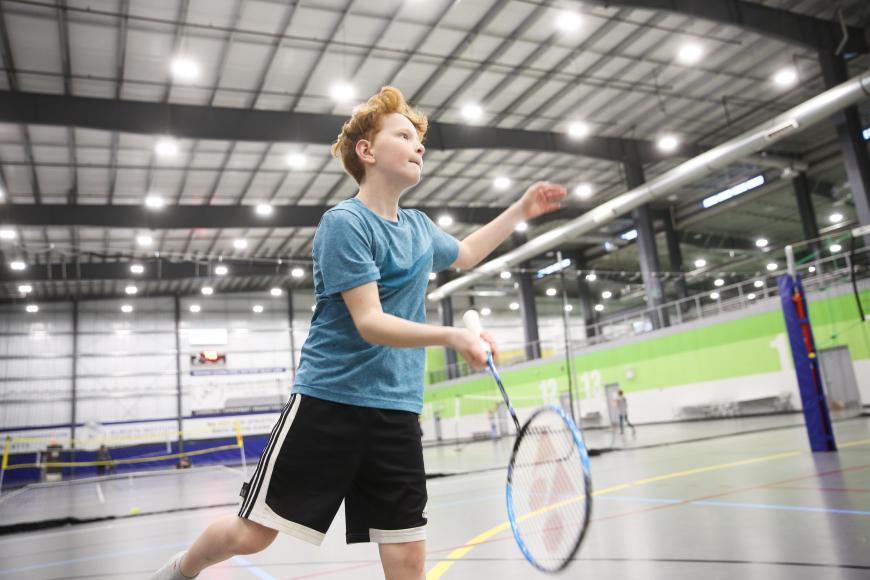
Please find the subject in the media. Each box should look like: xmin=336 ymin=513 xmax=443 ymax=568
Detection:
xmin=232 ymin=555 xmax=278 ymax=580
xmin=598 ymin=495 xmax=870 ymax=517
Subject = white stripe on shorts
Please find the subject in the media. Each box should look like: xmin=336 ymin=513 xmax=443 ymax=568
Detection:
xmin=369 ymin=526 xmax=427 ymax=544
xmin=238 ymin=395 xmax=327 ymax=545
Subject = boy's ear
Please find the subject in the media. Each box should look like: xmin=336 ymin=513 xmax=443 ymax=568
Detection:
xmin=355 ymin=139 xmax=376 ymax=165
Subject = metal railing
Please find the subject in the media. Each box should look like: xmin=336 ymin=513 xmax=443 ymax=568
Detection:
xmin=427 ymin=245 xmax=869 ymax=385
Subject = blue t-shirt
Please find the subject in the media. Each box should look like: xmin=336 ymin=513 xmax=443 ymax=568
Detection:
xmin=292 ymin=197 xmax=460 ymax=414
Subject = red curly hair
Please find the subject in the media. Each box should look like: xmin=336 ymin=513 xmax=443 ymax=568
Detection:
xmin=331 ymin=86 xmax=428 ymax=184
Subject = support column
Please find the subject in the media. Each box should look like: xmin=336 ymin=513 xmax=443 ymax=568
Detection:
xmin=287 ymin=289 xmax=297 ymax=384
xmin=662 ymin=212 xmax=688 ymax=301
xmin=624 ymin=144 xmax=668 ymax=328
xmin=569 ymin=253 xmax=598 ymax=338
xmin=70 ymin=300 xmax=78 ymax=472
xmin=793 ymin=172 xmax=824 ymax=267
xmin=436 ymin=271 xmax=458 ymax=380
xmin=818 ymin=51 xmax=870 ymax=246
xmin=517 ymin=262 xmax=542 ymax=360
xmin=512 ymin=232 xmax=541 ymax=360
xmin=173 ymin=296 xmax=184 ymax=454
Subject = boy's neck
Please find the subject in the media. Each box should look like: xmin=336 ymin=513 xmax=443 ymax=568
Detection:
xmin=355 ymin=176 xmax=402 ymax=221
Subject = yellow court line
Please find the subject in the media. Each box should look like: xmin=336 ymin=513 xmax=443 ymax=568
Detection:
xmin=425 ymin=437 xmax=870 ymax=580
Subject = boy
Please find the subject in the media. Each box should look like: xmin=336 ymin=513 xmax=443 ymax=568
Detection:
xmin=151 ymin=86 xmax=566 ymax=580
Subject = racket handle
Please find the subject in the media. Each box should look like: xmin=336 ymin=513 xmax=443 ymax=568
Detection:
xmin=462 ymin=309 xmax=491 ymax=354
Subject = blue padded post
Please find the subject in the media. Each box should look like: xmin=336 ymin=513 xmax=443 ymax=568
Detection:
xmin=777 ymin=274 xmax=836 ymax=452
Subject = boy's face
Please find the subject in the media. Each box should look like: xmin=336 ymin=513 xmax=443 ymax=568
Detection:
xmin=367 ymin=113 xmax=425 ymax=188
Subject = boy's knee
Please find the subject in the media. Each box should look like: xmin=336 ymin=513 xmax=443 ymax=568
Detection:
xmin=230 ymin=520 xmax=277 ymax=555
xmin=382 ymin=541 xmax=425 ymax=576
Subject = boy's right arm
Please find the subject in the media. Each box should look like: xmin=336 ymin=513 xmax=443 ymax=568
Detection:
xmin=341 ymin=282 xmax=492 ymax=369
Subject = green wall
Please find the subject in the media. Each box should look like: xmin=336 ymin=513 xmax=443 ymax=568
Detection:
xmin=423 ymin=288 xmax=870 ymax=419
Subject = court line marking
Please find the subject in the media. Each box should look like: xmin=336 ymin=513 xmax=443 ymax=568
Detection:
xmin=425 ymin=436 xmax=870 ymax=579
xmin=232 ymin=555 xmax=278 ymax=580
xmin=597 ymin=494 xmax=870 ymax=517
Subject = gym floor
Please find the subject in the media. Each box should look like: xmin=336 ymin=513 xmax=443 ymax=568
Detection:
xmin=2 ymin=415 xmax=869 ymax=579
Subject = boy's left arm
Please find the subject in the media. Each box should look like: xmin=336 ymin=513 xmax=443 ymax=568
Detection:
xmin=451 ymin=181 xmax=567 ymax=270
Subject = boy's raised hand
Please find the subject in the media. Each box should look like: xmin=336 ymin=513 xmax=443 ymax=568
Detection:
xmin=518 ymin=181 xmax=567 ymax=220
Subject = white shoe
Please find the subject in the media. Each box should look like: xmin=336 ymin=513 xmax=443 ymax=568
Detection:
xmin=150 ymin=551 xmax=197 ymax=579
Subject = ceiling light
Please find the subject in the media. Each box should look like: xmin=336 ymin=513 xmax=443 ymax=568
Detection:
xmin=461 ymin=103 xmax=483 ymax=122
xmin=155 ymin=138 xmax=178 ymax=157
xmin=0 ymin=229 xmax=16 ymax=240
xmin=189 ymin=304 xmax=201 ymax=313
xmin=130 ymin=264 xmax=144 ymax=274
xmin=330 ymin=82 xmax=355 ymax=103
xmin=144 ymin=195 xmax=164 ymax=209
xmin=252 ymin=304 xmax=264 ymax=314
xmin=585 ymin=273 xmax=597 ymax=282
xmin=500 ymin=271 xmax=512 ymax=280
xmin=714 ymin=278 xmax=724 ymax=287
xmin=201 ymin=286 xmax=214 ymax=295
xmin=766 ymin=262 xmax=778 ymax=271
xmin=747 ymin=293 xmax=756 ymax=300
xmin=546 ymin=288 xmax=557 ymax=297
xmin=755 ymin=238 xmax=768 ymax=248
xmin=657 ymin=134 xmax=679 ymax=152
xmin=286 ymin=153 xmax=307 ymax=170
xmin=594 ymin=304 xmax=604 ymax=312
xmin=574 ymin=183 xmax=593 ymax=200
xmin=10 ymin=260 xmax=25 ymax=271
xmin=564 ymin=304 xmax=573 ymax=312
xmin=270 ymin=288 xmax=283 ymax=297
xmin=136 ymin=235 xmax=153 ymax=247
xmin=480 ymin=307 xmax=492 ymax=316
xmin=602 ymin=290 xmax=612 ymax=299
xmin=710 ymin=292 xmax=720 ymax=300
xmin=124 ymin=285 xmax=138 ymax=295
xmin=754 ymin=280 xmax=764 ymax=288
xmin=18 ymin=284 xmax=32 ymax=294
xmin=773 ymin=67 xmax=798 ymax=87
xmin=702 ymin=175 xmax=765 ymax=209
xmin=567 ymin=121 xmax=589 ymax=139
xmin=830 ymin=243 xmax=842 ymax=253
xmin=215 ymin=265 xmax=228 ymax=276
xmin=808 ymin=266 xmax=816 ymax=273
xmin=256 ymin=204 xmax=273 ymax=216
xmin=515 ymin=222 xmax=528 ymax=232
xmin=121 ymin=304 xmax=134 ymax=313
xmin=677 ymin=43 xmax=704 ymax=65
xmin=620 ymin=229 xmax=638 ymax=241
xmin=291 ymin=267 xmax=305 ymax=279
xmin=170 ymin=57 xmax=199 ymax=81
xmin=428 ymin=272 xmax=437 ymax=281
xmin=555 ymin=10 xmax=581 ymax=33
xmin=509 ymin=302 xmax=520 ymax=311
xmin=694 ymin=258 xmax=706 ymax=268
xmin=494 ymin=176 xmax=511 ymax=190
xmin=233 ymin=239 xmax=248 ymax=250
xmin=438 ymin=215 xmax=453 ymax=227
xmin=26 ymin=304 xmax=38 ymax=313
xmin=829 ymin=212 xmax=843 ymax=223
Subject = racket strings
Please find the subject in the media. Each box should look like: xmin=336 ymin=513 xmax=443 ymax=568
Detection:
xmin=509 ymin=411 xmax=590 ymax=568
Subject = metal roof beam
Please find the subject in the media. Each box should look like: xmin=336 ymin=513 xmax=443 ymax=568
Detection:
xmin=593 ymin=0 xmax=868 ymax=54
xmin=0 ymin=91 xmax=693 ymax=164
xmin=0 ymin=203 xmax=525 ymax=228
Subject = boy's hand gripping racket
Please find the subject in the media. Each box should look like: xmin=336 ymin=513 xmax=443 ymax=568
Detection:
xmin=463 ymin=309 xmax=593 ymax=573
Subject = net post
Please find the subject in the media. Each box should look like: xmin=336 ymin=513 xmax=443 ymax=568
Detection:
xmin=235 ymin=421 xmax=247 ymax=476
xmin=0 ymin=436 xmax=11 ymax=496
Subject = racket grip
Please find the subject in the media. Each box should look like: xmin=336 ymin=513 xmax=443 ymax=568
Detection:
xmin=462 ymin=309 xmax=491 ymax=354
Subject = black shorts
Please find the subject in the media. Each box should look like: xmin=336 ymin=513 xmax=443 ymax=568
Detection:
xmin=238 ymin=394 xmax=427 ymax=545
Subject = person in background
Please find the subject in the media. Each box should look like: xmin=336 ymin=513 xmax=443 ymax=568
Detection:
xmin=616 ymin=389 xmax=636 ymax=435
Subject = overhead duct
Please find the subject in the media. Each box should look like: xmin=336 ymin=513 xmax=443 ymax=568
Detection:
xmin=427 ymin=70 xmax=870 ymax=302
